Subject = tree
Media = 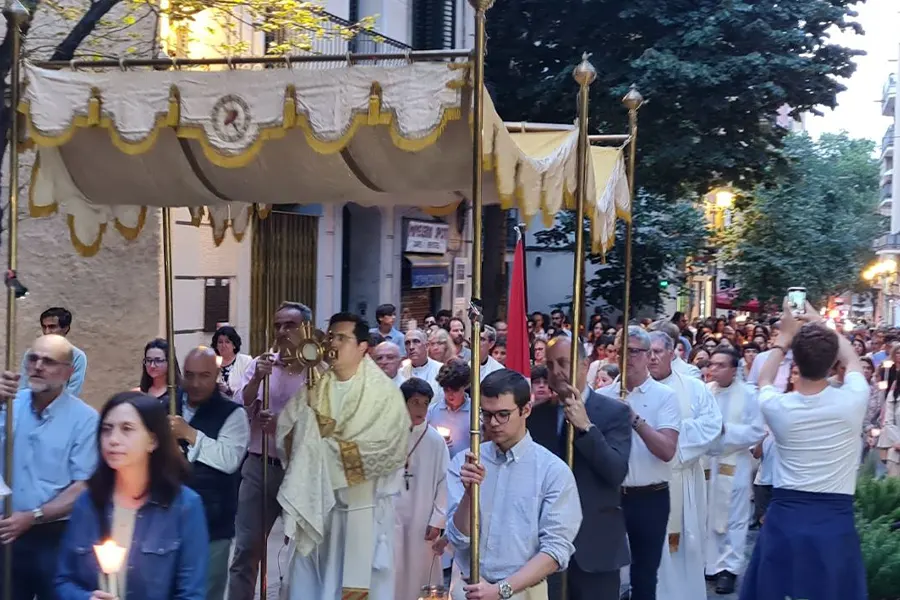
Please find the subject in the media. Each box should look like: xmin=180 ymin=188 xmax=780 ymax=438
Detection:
xmin=720 ymin=132 xmax=884 ymax=305
xmin=484 ymin=0 xmax=863 ymax=198
xmin=534 ymin=192 xmax=710 ymax=314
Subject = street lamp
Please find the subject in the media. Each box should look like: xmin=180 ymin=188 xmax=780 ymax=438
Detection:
xmin=863 ymin=259 xmax=899 ymax=325
xmin=715 ymin=190 xmax=735 ymax=209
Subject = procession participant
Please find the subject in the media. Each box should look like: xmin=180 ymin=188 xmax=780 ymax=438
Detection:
xmin=277 ymin=312 xmax=410 ymax=600
xmin=395 ymin=378 xmax=450 ymax=600
xmin=170 ymin=346 xmax=250 ymax=600
xmin=446 ymin=369 xmax=582 ymax=600
xmin=449 ymin=317 xmax=471 ymax=362
xmin=705 ymin=348 xmax=765 ymax=595
xmin=371 ymin=303 xmax=406 ymax=357
xmin=649 ymin=320 xmax=702 ymax=379
xmin=227 ymin=301 xmax=310 ymax=600
xmin=531 ymin=336 xmax=631 ymax=600
xmin=740 ymin=301 xmax=868 ymax=600
xmin=18 ymin=307 xmax=87 ymax=397
xmin=374 ymin=341 xmax=407 ymax=386
xmin=0 ymin=334 xmax=98 ymax=600
xmin=646 ymin=332 xmax=722 ymax=600
xmin=477 ymin=325 xmax=505 ymax=381
xmin=402 ymin=329 xmax=444 ymax=402
xmin=598 ymin=327 xmax=680 ymax=600
xmin=427 ymin=359 xmax=472 ymax=459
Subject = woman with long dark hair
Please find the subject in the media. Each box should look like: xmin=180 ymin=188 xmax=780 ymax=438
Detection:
xmin=137 ymin=338 xmax=182 ymax=404
xmin=56 ymin=392 xmax=208 ymax=600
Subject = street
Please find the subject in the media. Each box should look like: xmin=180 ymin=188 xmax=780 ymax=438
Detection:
xmin=706 ymin=530 xmax=758 ymax=600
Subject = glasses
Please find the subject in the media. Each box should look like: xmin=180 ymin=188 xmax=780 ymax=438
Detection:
xmin=329 ymin=333 xmax=357 ymax=345
xmin=480 ymin=407 xmax=523 ymax=425
xmin=627 ymin=347 xmax=648 ymax=357
xmin=25 ymin=353 xmax=70 ymax=369
xmin=143 ymin=357 xmax=167 ymax=367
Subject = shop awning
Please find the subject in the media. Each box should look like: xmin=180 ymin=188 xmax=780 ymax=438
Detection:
xmin=21 ymin=60 xmax=631 ymax=256
xmin=404 ymin=254 xmax=451 ymax=289
xmin=716 ymin=290 xmax=761 ymax=312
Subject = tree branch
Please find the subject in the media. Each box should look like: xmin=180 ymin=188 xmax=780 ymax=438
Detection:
xmin=49 ymin=0 xmax=123 ymax=61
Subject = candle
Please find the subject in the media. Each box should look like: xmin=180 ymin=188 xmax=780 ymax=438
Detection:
xmin=94 ymin=540 xmax=126 ymax=595
xmin=215 ymin=355 xmax=224 ymax=368
xmin=436 ymin=426 xmax=451 ymax=440
xmin=871 ymin=428 xmax=882 ymax=438
xmin=879 ymin=381 xmax=889 ymax=390
xmin=884 ymin=360 xmax=895 ymax=370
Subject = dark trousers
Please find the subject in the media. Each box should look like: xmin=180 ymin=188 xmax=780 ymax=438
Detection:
xmin=547 ymin=564 xmax=619 ymax=600
xmin=754 ymin=484 xmax=773 ymax=523
xmin=622 ymin=486 xmax=670 ymax=600
xmin=2 ymin=521 xmax=67 ymax=600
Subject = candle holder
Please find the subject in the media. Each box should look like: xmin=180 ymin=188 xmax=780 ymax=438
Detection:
xmin=418 ymin=584 xmax=450 ymax=600
xmin=93 ymin=540 xmax=126 ymax=595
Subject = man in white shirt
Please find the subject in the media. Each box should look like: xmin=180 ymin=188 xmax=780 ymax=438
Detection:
xmin=447 ymin=369 xmax=582 ymax=600
xmin=478 ymin=325 xmax=505 ymax=381
xmin=403 ymin=330 xmax=444 ymax=402
xmin=646 ymin=332 xmax=722 ymax=600
xmin=740 ymin=299 xmax=868 ymax=600
xmin=599 ymin=327 xmax=680 ymax=600
xmin=649 ymin=320 xmax=702 ymax=379
xmin=374 ymin=341 xmax=406 ymax=386
xmin=746 ymin=321 xmax=792 ymax=390
xmin=704 ymin=348 xmax=765 ymax=595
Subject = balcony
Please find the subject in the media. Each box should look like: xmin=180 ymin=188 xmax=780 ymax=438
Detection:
xmin=874 ymin=233 xmax=900 ymax=254
xmin=882 ymin=168 xmax=894 ymax=188
xmin=883 ymin=125 xmax=894 ymax=161
xmin=883 ymin=74 xmax=896 ymax=117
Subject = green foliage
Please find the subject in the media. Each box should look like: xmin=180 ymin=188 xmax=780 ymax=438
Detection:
xmin=720 ymin=133 xmax=884 ymax=305
xmin=534 ymin=192 xmax=710 ymax=313
xmin=856 ymin=476 xmax=900 ymax=600
xmin=485 ymin=0 xmax=863 ymax=198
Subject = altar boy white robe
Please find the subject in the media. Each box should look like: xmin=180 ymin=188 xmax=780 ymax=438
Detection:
xmin=394 ymin=422 xmax=450 ymax=600
xmin=705 ymin=381 xmax=765 ymax=577
xmin=656 ymin=370 xmax=723 ymax=600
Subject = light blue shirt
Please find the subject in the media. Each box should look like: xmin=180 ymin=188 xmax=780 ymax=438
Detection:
xmin=370 ymin=326 xmax=406 ymax=357
xmin=446 ymin=433 xmax=582 ymax=582
xmin=18 ymin=345 xmax=88 ymax=397
xmin=426 ymin=395 xmax=471 ymax=459
xmin=0 ymin=389 xmax=98 ymax=512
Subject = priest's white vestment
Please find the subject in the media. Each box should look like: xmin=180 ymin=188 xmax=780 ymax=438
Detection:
xmin=705 ymin=381 xmax=765 ymax=576
xmin=656 ymin=369 xmax=723 ymax=600
xmin=394 ymin=422 xmax=450 ymax=600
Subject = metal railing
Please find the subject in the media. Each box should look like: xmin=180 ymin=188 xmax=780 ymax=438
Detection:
xmin=882 ymin=182 xmax=893 ymax=200
xmin=884 ymin=124 xmax=894 ymax=156
xmin=883 ymin=73 xmax=896 ymax=116
xmin=873 ymin=233 xmax=900 ymax=253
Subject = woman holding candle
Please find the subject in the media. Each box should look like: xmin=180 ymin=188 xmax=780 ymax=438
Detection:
xmin=56 ymin=391 xmax=209 ymax=600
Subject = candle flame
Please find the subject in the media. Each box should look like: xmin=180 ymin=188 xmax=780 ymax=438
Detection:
xmin=215 ymin=355 xmax=223 ymax=368
xmin=884 ymin=360 xmax=895 ymax=370
xmin=879 ymin=381 xmax=889 ymax=390
xmin=436 ymin=426 xmax=451 ymax=439
xmin=93 ymin=540 xmax=127 ymax=574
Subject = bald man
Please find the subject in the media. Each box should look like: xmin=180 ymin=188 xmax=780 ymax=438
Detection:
xmin=374 ymin=341 xmax=406 ymax=385
xmin=170 ymin=346 xmax=250 ymax=600
xmin=0 ymin=334 xmax=98 ymax=600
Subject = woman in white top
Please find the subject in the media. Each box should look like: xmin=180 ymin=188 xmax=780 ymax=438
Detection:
xmin=212 ymin=326 xmax=253 ymax=399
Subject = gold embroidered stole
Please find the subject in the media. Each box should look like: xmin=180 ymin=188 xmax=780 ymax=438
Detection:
xmin=664 ymin=371 xmax=693 ymax=553
xmin=708 ymin=382 xmax=747 ymax=534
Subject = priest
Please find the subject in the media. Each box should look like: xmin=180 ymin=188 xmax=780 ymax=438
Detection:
xmin=277 ymin=312 xmax=411 ymax=600
xmin=647 ymin=332 xmax=722 ymax=600
xmin=705 ymin=347 xmax=765 ymax=595
xmin=395 ymin=377 xmax=450 ymax=600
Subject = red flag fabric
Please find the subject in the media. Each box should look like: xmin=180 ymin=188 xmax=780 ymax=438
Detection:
xmin=506 ymin=236 xmax=531 ymax=377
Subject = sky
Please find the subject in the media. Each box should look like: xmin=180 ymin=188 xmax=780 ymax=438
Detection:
xmin=805 ymin=0 xmax=900 ymax=142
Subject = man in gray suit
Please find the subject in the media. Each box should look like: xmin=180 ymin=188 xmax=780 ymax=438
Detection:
xmin=527 ymin=335 xmax=632 ymax=600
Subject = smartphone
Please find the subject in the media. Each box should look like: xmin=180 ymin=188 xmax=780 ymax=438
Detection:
xmin=787 ymin=287 xmax=807 ymax=315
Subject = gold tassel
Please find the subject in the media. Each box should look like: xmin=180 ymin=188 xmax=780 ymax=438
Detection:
xmin=668 ymin=532 xmax=680 ymax=553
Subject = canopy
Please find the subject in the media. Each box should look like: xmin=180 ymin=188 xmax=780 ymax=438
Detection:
xmin=716 ymin=290 xmax=761 ymax=313
xmin=21 ymin=60 xmax=631 ymax=256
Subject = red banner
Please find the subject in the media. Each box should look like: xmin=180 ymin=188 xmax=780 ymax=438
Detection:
xmin=506 ymin=236 xmax=531 ymax=377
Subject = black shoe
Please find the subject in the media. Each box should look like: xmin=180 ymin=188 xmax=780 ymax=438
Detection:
xmin=705 ymin=571 xmax=721 ymax=582
xmin=749 ymin=520 xmax=761 ymax=531
xmin=715 ymin=571 xmax=737 ymax=595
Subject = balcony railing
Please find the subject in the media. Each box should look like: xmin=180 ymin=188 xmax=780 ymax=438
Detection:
xmin=884 ymin=125 xmax=895 ymax=159
xmin=874 ymin=233 xmax=900 ymax=253
xmin=883 ymin=182 xmax=893 ymax=200
xmin=883 ymin=73 xmax=896 ymax=117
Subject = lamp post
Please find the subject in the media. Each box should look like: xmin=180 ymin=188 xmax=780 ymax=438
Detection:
xmin=863 ymin=258 xmax=899 ymax=325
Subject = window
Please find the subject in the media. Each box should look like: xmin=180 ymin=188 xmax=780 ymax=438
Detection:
xmin=204 ymin=279 xmax=231 ymax=333
xmin=412 ymin=0 xmax=456 ymax=50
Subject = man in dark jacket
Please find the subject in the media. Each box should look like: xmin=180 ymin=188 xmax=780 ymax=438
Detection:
xmin=528 ymin=335 xmax=632 ymax=600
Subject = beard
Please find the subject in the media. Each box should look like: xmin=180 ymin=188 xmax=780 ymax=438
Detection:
xmin=28 ymin=379 xmax=51 ymax=393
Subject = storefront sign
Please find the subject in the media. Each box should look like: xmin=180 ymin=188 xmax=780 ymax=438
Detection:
xmin=411 ymin=268 xmax=450 ymax=289
xmin=405 ymin=220 xmax=449 ymax=254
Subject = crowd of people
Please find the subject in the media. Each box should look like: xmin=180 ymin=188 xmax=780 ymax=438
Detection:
xmin=0 ymin=300 xmax=876 ymax=600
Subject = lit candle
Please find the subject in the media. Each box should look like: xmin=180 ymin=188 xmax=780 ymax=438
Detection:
xmin=871 ymin=428 xmax=882 ymax=438
xmin=435 ymin=426 xmax=451 ymax=441
xmin=879 ymin=381 xmax=889 ymax=391
xmin=884 ymin=360 xmax=895 ymax=370
xmin=94 ymin=540 xmax=126 ymax=596
xmin=215 ymin=355 xmax=223 ymax=368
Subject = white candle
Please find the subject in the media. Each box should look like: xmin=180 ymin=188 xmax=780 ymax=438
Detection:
xmin=436 ymin=426 xmax=451 ymax=440
xmin=94 ymin=540 xmax=126 ymax=595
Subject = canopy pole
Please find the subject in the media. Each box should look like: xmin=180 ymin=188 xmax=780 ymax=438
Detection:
xmin=260 ymin=221 xmax=272 ymax=600
xmin=3 ymin=5 xmax=27 ymax=600
xmin=467 ymin=0 xmax=493 ymax=587
xmin=618 ymin=86 xmax=643 ymax=399
xmin=162 ymin=207 xmax=177 ymax=414
xmin=561 ymin=53 xmax=596 ymax=600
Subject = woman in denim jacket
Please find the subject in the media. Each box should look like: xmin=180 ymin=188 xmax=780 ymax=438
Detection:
xmin=56 ymin=391 xmax=209 ymax=600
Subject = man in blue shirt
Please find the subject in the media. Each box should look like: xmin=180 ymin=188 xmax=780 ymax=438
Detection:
xmin=370 ymin=303 xmax=406 ymax=357
xmin=17 ymin=307 xmax=88 ymax=397
xmin=0 ymin=334 xmax=99 ymax=600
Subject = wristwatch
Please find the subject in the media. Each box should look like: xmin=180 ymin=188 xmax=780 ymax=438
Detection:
xmin=498 ymin=580 xmax=514 ymax=599
xmin=32 ymin=507 xmax=44 ymax=524
xmin=577 ymin=423 xmax=595 ymax=436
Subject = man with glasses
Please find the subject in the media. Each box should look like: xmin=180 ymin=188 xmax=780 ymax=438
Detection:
xmin=447 ymin=369 xmax=582 ymax=600
xmin=18 ymin=307 xmax=87 ymax=396
xmin=599 ymin=326 xmax=680 ymax=600
xmin=227 ymin=301 xmax=311 ymax=600
xmin=0 ymin=334 xmax=98 ymax=600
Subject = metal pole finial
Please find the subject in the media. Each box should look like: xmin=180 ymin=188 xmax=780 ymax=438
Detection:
xmin=623 ymin=84 xmax=644 ymax=111
xmin=573 ymin=54 xmax=597 ymax=87
xmin=467 ymin=0 xmax=495 ymax=10
xmin=4 ymin=0 xmax=29 ymax=22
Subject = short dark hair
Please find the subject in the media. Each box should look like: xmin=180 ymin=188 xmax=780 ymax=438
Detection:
xmin=436 ymin=309 xmax=452 ymax=319
xmin=375 ymin=304 xmax=396 ymax=322
xmin=742 ymin=341 xmax=761 ymax=354
xmin=711 ymin=347 xmax=740 ymax=369
xmin=328 ymin=312 xmax=370 ymax=345
xmin=481 ymin=369 xmax=531 ymax=408
xmin=861 ymin=356 xmax=874 ymax=370
xmin=41 ymin=307 xmax=72 ymax=329
xmin=530 ymin=364 xmax=549 ymax=382
xmin=400 ymin=377 xmax=434 ymax=402
xmin=211 ymin=325 xmax=242 ymax=354
xmin=436 ymin=358 xmax=471 ymax=390
xmin=276 ymin=301 xmax=312 ymax=322
xmin=369 ymin=332 xmax=386 ymax=346
xmin=449 ymin=317 xmax=465 ymax=330
xmin=791 ymin=323 xmax=839 ymax=380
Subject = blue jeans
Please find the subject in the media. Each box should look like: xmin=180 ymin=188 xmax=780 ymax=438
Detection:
xmin=4 ymin=521 xmax=67 ymax=600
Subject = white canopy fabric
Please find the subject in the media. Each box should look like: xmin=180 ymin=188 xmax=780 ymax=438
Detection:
xmin=21 ymin=60 xmax=630 ymax=256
